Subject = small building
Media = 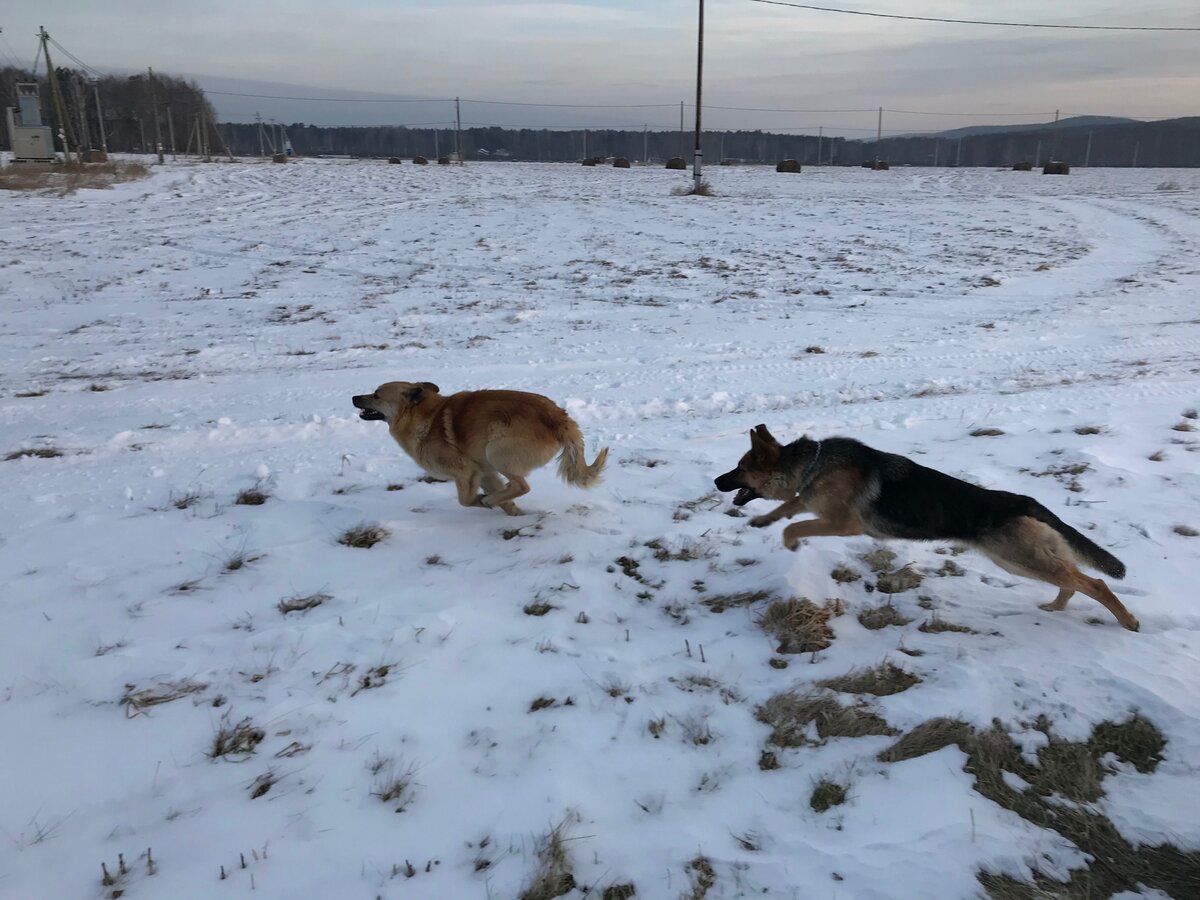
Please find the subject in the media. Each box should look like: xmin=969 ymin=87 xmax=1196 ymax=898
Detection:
xmin=6 ymin=83 xmax=56 ymax=163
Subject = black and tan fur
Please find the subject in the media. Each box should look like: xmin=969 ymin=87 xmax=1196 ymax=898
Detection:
xmin=353 ymin=381 xmax=608 ymax=516
xmin=715 ymin=426 xmax=1137 ymax=631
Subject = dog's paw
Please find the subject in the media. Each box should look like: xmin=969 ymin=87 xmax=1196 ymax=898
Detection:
xmin=475 ymin=493 xmax=493 ymax=508
xmin=749 ymin=515 xmax=774 ymax=528
xmin=782 ymin=526 xmax=802 ymax=551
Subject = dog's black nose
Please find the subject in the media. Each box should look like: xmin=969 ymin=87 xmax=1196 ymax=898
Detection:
xmin=352 ymin=395 xmax=366 ymax=409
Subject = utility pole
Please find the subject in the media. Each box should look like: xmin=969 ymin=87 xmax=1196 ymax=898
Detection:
xmin=167 ymin=106 xmax=177 ymax=160
xmin=933 ymin=139 xmax=939 ymax=168
xmin=643 ymin=124 xmax=648 ymax=163
xmin=1132 ymin=141 xmax=1140 ymax=167
xmin=255 ymin=113 xmax=266 ymax=156
xmin=679 ymin=100 xmax=684 ymax=158
xmin=817 ymin=125 xmax=822 ymax=166
xmin=72 ymin=74 xmax=92 ymax=151
xmin=1035 ymin=139 xmax=1041 ymax=167
xmin=39 ymin=27 xmax=80 ymax=162
xmin=955 ymin=137 xmax=963 ymax=166
xmin=1085 ymin=130 xmax=1093 ymax=167
xmin=583 ymin=129 xmax=588 ymax=160
xmin=692 ymin=0 xmax=705 ymax=192
xmin=434 ymin=129 xmax=439 ymax=159
xmin=148 ymin=68 xmax=165 ymax=163
xmin=875 ymin=106 xmax=882 ymax=164
xmin=455 ymin=96 xmax=463 ymax=164
xmin=91 ymin=79 xmax=108 ymax=153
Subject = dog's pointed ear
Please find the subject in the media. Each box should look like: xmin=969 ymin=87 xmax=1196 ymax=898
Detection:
xmin=750 ymin=424 xmax=779 ymax=448
xmin=419 ymin=382 xmax=440 ymax=395
xmin=405 ymin=384 xmax=430 ymax=404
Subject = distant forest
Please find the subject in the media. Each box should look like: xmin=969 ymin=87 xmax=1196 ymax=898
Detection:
xmin=221 ymin=119 xmax=1200 ymax=168
xmin=3 ymin=65 xmax=1197 ymax=167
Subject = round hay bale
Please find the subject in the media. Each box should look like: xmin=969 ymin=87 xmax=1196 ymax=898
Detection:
xmin=387 ymin=156 xmax=402 ymax=164
xmin=873 ymin=160 xmax=890 ymax=171
xmin=665 ymin=157 xmax=687 ymax=170
xmin=861 ymin=160 xmax=875 ymax=168
xmin=437 ymin=157 xmax=451 ymax=165
xmin=582 ymin=158 xmax=597 ymax=166
xmin=1043 ymin=161 xmax=1070 ymax=175
xmin=776 ymin=159 xmax=801 ymax=173
xmin=271 ymin=153 xmax=288 ymax=164
xmin=1012 ymin=160 xmax=1033 ymax=171
xmin=613 ymin=157 xmax=631 ymax=168
xmin=412 ymin=156 xmax=428 ymax=165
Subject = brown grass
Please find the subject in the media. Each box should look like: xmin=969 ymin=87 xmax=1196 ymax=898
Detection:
xmin=278 ymin=592 xmax=330 ymax=615
xmin=683 ymin=855 xmax=716 ymax=900
xmin=701 ymin=589 xmax=774 ymax=613
xmin=878 ymin=717 xmax=974 ymax=763
xmin=235 ymin=486 xmax=269 ymax=506
xmin=1173 ymin=525 xmax=1198 ymax=537
xmin=210 ymin=718 xmax=265 ymax=760
xmin=919 ymin=616 xmax=976 ymax=635
xmin=860 ymin=547 xmax=897 ymax=573
xmin=0 ymin=161 xmax=151 ymax=196
xmin=970 ymin=428 xmax=1005 ymax=437
xmin=857 ymin=604 xmax=912 ymax=630
xmin=875 ymin=565 xmax=924 ymax=594
xmin=338 ymin=523 xmax=390 ymax=548
xmin=524 ymin=601 xmax=556 ymax=616
xmin=672 ymin=179 xmax=714 ymax=197
xmin=5 ymin=446 xmax=63 ymax=460
xmin=758 ymin=598 xmax=843 ymax=653
xmin=122 ymin=679 xmax=207 ymax=717
xmin=602 ymin=883 xmax=636 ymax=900
xmin=831 ymin=565 xmax=861 ymax=584
xmin=809 ymin=779 xmax=848 ymax=812
xmin=818 ymin=662 xmax=920 ymax=697
xmin=519 ymin=821 xmax=576 ymax=900
xmin=756 ymin=690 xmax=896 ymax=747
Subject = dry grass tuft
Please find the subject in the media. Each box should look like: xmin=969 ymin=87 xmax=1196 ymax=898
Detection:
xmin=370 ymin=755 xmax=418 ymax=813
xmin=860 ymin=547 xmax=897 ymax=573
xmin=758 ymin=598 xmax=843 ymax=654
xmin=683 ymin=855 xmax=717 ymax=900
xmin=1173 ymin=524 xmax=1198 ymax=537
xmin=519 ymin=820 xmax=577 ymax=900
xmin=830 ymin=565 xmax=861 ymax=584
xmin=857 ymin=603 xmax=911 ymax=630
xmin=875 ymin=564 xmax=924 ymax=594
xmin=0 ymin=161 xmax=151 ymax=195
xmin=278 ymin=592 xmax=330 ymax=615
xmin=818 ymin=662 xmax=920 ymax=697
xmin=756 ymin=690 xmax=896 ymax=747
xmin=602 ymin=883 xmax=637 ymax=900
xmin=702 ymin=589 xmax=774 ymax=613
xmin=235 ymin=486 xmax=269 ymax=506
xmin=970 ymin=427 xmax=1005 ymax=437
xmin=1090 ymin=714 xmax=1165 ymax=773
xmin=5 ymin=446 xmax=63 ymax=460
xmin=122 ymin=679 xmax=207 ymax=717
xmin=338 ymin=523 xmax=390 ymax=548
xmin=1074 ymin=425 xmax=1103 ymax=435
xmin=919 ymin=616 xmax=976 ymax=635
xmin=210 ymin=718 xmax=265 ymax=760
xmin=524 ymin=601 xmax=557 ymax=616
xmin=672 ymin=179 xmax=714 ymax=197
xmin=878 ymin=717 xmax=974 ymax=763
xmin=809 ymin=779 xmax=848 ymax=812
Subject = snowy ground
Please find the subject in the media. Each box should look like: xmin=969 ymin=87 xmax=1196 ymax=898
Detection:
xmin=2 ymin=159 xmax=1199 ymax=899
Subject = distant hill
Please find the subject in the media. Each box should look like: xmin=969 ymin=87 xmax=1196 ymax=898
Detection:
xmin=925 ymin=116 xmax=1138 ymax=140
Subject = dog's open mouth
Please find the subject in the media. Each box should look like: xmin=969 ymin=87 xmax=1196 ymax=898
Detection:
xmin=733 ymin=487 xmax=760 ymax=507
xmin=358 ymin=409 xmax=386 ymax=421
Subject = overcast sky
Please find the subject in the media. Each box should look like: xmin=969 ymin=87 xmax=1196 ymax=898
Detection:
xmin=3 ymin=1 xmax=1197 ymax=134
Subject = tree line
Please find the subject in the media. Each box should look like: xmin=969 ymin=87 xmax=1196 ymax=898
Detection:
xmin=1 ymin=65 xmax=221 ymax=155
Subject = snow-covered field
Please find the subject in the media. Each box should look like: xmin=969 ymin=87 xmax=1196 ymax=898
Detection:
xmin=2 ymin=159 xmax=1199 ymax=899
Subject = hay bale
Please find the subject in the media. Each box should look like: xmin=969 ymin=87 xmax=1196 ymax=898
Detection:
xmin=861 ymin=160 xmax=875 ymax=168
xmin=412 ymin=155 xmax=428 ymax=165
xmin=873 ymin=160 xmax=890 ymax=171
xmin=271 ymin=153 xmax=288 ymax=164
xmin=1012 ymin=160 xmax=1033 ymax=171
xmin=437 ymin=157 xmax=451 ymax=165
xmin=665 ymin=157 xmax=687 ymax=170
xmin=776 ymin=159 xmax=801 ymax=173
xmin=582 ymin=158 xmax=597 ymax=166
xmin=613 ymin=157 xmax=631 ymax=168
xmin=82 ymin=149 xmax=108 ymax=163
xmin=387 ymin=156 xmax=402 ymax=164
xmin=1043 ymin=160 xmax=1070 ymax=175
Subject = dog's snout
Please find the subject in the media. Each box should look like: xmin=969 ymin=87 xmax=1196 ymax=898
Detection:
xmin=352 ymin=394 xmax=367 ymax=409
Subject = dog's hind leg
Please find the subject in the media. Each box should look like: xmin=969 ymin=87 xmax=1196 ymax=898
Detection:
xmin=453 ymin=471 xmax=486 ymax=509
xmin=481 ymin=471 xmax=521 ymax=516
xmin=781 ymin=515 xmax=865 ymax=551
xmin=1066 ymin=571 xmax=1139 ymax=632
xmin=1039 ymin=588 xmax=1074 ymax=612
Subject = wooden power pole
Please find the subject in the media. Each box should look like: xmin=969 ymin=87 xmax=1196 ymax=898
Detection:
xmin=693 ymin=0 xmax=705 ymax=192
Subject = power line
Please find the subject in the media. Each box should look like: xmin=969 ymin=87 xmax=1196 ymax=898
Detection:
xmin=746 ymin=0 xmax=1200 ymax=31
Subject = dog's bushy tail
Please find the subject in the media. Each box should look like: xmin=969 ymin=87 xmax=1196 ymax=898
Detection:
xmin=557 ymin=418 xmax=608 ymax=488
xmin=1028 ymin=502 xmax=1126 ymax=579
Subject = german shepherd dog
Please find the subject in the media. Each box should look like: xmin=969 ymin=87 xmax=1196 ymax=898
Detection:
xmin=352 ymin=381 xmax=608 ymax=516
xmin=715 ymin=426 xmax=1138 ymax=631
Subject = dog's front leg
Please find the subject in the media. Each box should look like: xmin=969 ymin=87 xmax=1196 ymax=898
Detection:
xmin=749 ymin=495 xmax=808 ymax=528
